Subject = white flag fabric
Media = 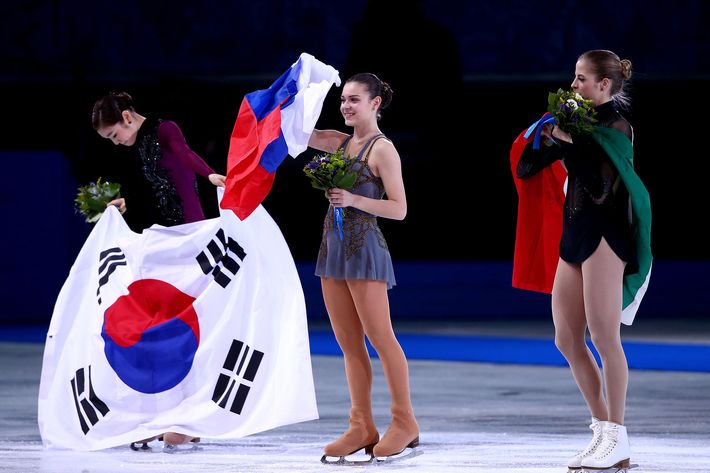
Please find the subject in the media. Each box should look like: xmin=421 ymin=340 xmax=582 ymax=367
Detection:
xmin=38 ymin=193 xmax=317 ymax=450
xmin=221 ymin=52 xmax=340 ymax=220
xmin=280 ymin=52 xmax=342 ymax=157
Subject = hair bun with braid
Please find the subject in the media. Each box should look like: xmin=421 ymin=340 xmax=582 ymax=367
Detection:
xmin=619 ymin=59 xmax=633 ymax=81
xmin=92 ymin=91 xmax=136 ymax=129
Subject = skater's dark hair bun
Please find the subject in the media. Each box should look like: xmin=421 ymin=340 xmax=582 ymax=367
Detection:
xmin=92 ymin=92 xmax=135 ymax=129
xmin=346 ymin=73 xmax=393 ymax=121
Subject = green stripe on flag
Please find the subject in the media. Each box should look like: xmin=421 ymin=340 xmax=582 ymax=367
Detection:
xmin=592 ymin=127 xmax=653 ymax=324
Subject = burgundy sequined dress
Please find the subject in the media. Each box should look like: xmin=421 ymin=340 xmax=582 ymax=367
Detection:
xmin=131 ymin=118 xmax=214 ymax=227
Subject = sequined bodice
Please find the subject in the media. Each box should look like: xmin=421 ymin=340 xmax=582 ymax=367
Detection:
xmin=320 ymin=134 xmax=389 ymax=259
xmin=134 ymin=118 xmax=184 ymax=226
xmin=562 ymin=102 xmax=632 ymax=220
xmin=345 ymin=159 xmax=385 ymax=210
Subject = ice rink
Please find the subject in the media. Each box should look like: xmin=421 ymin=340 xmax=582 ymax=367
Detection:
xmin=1 ymin=338 xmax=709 ymax=473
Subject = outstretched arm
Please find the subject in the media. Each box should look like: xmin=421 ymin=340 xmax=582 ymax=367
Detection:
xmin=308 ymin=129 xmax=349 ymax=153
xmin=158 ymin=121 xmax=225 ymax=187
xmin=158 ymin=121 xmax=214 ymax=177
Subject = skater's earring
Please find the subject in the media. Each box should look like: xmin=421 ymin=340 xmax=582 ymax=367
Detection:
xmin=122 ymin=110 xmax=133 ymax=125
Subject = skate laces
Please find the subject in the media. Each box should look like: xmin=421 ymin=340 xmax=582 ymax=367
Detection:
xmin=575 ymin=421 xmax=603 ymax=458
xmin=594 ymin=427 xmax=620 ymax=459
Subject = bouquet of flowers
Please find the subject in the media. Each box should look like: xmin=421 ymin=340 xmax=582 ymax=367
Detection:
xmin=303 ymin=148 xmax=358 ymax=240
xmin=547 ymin=88 xmax=598 ymax=135
xmin=303 ymin=148 xmax=358 ymax=191
xmin=74 ymin=178 xmax=122 ymax=223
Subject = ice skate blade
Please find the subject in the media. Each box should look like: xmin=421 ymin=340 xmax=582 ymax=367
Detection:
xmin=374 ymin=447 xmax=423 ymax=464
xmin=129 ymin=442 xmax=152 ymax=452
xmin=580 ymin=463 xmax=638 ymax=473
xmin=162 ymin=443 xmax=202 ymax=454
xmin=320 ymin=453 xmax=375 ymax=466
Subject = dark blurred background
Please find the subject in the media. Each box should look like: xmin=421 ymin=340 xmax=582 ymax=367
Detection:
xmin=1 ymin=0 xmax=708 ymax=324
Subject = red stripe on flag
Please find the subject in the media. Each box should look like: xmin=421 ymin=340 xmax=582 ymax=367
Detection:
xmin=221 ymin=166 xmax=276 ymax=220
xmin=221 ymin=98 xmax=283 ymax=219
xmin=510 ymin=130 xmax=566 ymax=294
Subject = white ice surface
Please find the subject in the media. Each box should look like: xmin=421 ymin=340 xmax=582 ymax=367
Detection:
xmin=2 ymin=344 xmax=709 ymax=473
xmin=2 ymin=432 xmax=709 ymax=472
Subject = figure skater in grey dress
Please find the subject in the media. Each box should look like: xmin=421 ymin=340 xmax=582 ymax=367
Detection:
xmin=309 ymin=73 xmax=419 ymax=463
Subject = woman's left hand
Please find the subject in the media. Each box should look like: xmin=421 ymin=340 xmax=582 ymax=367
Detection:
xmin=208 ymin=173 xmax=227 ymax=187
xmin=327 ymin=188 xmax=355 ymax=208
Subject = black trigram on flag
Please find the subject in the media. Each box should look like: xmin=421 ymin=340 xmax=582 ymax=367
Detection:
xmin=196 ymin=229 xmax=246 ymax=288
xmin=70 ymin=366 xmax=110 ymax=435
xmin=212 ymin=339 xmax=264 ymax=415
xmin=96 ymin=247 xmax=126 ymax=304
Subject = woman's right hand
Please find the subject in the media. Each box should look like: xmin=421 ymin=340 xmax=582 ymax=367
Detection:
xmin=208 ymin=173 xmax=227 ymax=188
xmin=547 ymin=124 xmax=573 ymax=143
xmin=107 ymin=198 xmax=126 ymax=214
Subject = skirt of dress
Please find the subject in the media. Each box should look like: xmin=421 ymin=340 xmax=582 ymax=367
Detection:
xmin=315 ymin=209 xmax=396 ymax=289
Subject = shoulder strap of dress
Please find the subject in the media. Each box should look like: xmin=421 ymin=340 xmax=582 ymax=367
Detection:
xmin=340 ymin=135 xmax=353 ymax=152
xmin=361 ymin=133 xmax=385 ymax=162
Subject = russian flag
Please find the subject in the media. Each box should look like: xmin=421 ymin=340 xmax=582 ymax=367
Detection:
xmin=221 ymin=53 xmax=341 ymax=219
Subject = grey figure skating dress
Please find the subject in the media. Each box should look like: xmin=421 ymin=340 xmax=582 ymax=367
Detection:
xmin=315 ymin=134 xmax=396 ymax=289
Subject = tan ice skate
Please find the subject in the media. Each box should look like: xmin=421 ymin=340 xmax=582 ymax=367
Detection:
xmin=321 ymin=408 xmax=379 ymax=465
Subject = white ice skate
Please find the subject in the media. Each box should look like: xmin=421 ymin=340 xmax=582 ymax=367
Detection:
xmin=129 ymin=435 xmax=159 ymax=452
xmin=567 ymin=417 xmax=604 ymax=472
xmin=581 ymin=422 xmax=637 ymax=472
xmin=129 ymin=441 xmax=152 ymax=451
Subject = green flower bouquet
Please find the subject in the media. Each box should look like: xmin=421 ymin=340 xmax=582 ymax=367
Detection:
xmin=547 ymin=89 xmax=598 ymax=135
xmin=303 ymin=148 xmax=358 ymax=240
xmin=303 ymin=147 xmax=358 ymax=191
xmin=75 ymin=178 xmax=122 ymax=223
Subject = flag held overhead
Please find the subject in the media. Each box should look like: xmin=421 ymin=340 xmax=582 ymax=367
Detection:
xmin=221 ymin=53 xmax=341 ymax=220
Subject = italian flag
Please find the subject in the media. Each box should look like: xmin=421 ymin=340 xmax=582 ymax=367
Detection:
xmin=510 ymin=125 xmax=652 ymax=325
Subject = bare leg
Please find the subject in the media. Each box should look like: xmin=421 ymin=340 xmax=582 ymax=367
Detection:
xmin=321 ymin=277 xmax=378 ymax=456
xmin=581 ymin=241 xmax=632 ymax=468
xmin=347 ymin=279 xmax=418 ymax=457
xmin=582 ymin=238 xmax=628 ymax=425
xmin=552 ymin=258 xmax=607 ymax=420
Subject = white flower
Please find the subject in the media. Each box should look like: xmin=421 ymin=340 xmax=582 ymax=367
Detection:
xmin=566 ymin=99 xmax=579 ymax=109
xmin=574 ymin=92 xmax=583 ymax=101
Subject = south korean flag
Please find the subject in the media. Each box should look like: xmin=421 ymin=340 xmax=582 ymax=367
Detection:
xmin=38 ymin=190 xmax=318 ymax=450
